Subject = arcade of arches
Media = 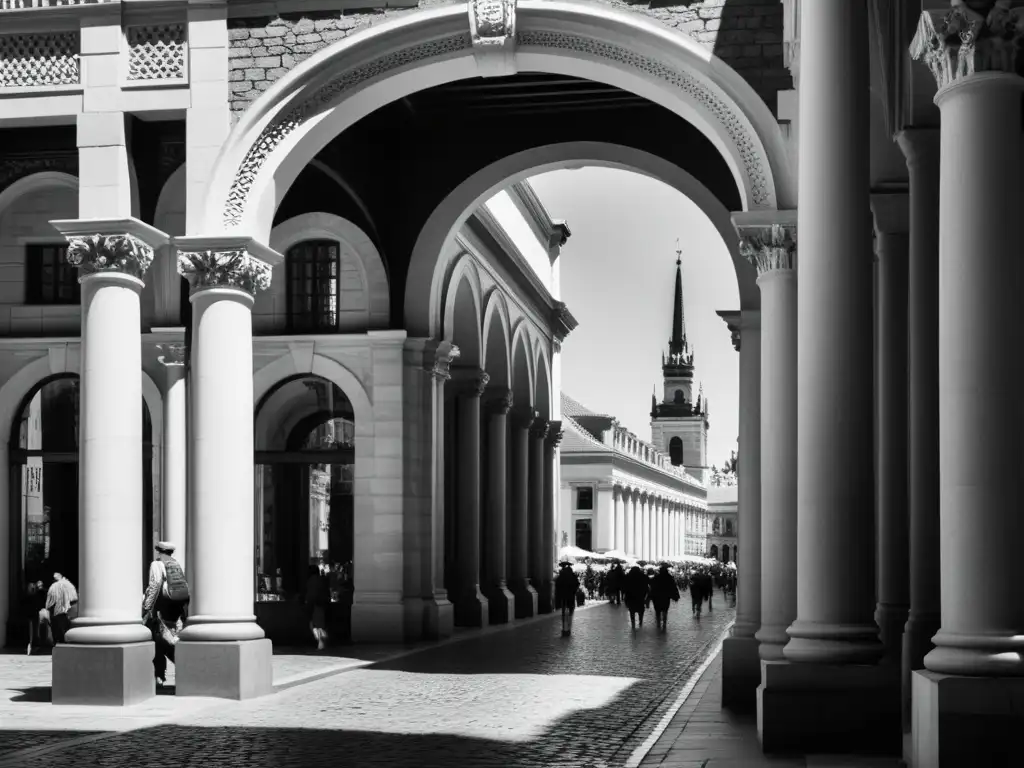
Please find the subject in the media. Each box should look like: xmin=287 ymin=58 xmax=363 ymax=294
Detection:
xmin=0 ymin=0 xmax=1016 ymax=764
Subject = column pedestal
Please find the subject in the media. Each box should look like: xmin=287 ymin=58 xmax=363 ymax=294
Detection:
xmin=49 ymin=218 xmax=170 ymax=705
xmin=173 ymin=236 xmax=281 ymax=700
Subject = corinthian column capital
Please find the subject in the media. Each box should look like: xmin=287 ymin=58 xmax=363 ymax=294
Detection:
xmin=173 ymin=235 xmax=283 ymax=298
xmin=451 ymin=367 xmax=490 ymax=397
xmin=50 ymin=217 xmax=170 ymax=281
xmin=545 ymin=420 xmax=563 ymax=448
xmin=910 ymin=2 xmax=1024 ymax=91
xmin=486 ymin=387 xmax=514 ymax=415
xmin=732 ymin=210 xmax=798 ymax=275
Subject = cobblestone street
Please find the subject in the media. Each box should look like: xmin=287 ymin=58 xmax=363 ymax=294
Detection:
xmin=1 ymin=600 xmax=734 ymax=768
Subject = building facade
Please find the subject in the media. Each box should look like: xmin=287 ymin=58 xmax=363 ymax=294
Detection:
xmin=0 ymin=0 xmax=1008 ymax=762
xmin=559 ymin=392 xmax=711 ymax=561
xmin=706 ymin=485 xmax=737 ymax=563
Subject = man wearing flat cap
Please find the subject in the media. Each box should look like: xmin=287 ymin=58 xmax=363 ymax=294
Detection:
xmin=143 ymin=541 xmax=190 ymax=687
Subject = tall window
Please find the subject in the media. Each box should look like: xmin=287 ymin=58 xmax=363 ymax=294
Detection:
xmin=574 ymin=518 xmax=592 ymax=551
xmin=25 ymin=244 xmax=79 ymax=305
xmin=669 ymin=436 xmax=683 ymax=466
xmin=286 ymin=240 xmax=340 ymax=332
xmin=575 ymin=486 xmax=593 ymax=510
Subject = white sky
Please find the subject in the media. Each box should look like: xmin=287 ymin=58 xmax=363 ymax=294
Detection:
xmin=528 ymin=167 xmax=740 ymax=469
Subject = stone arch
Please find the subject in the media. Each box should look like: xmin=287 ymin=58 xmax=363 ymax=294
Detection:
xmin=443 ymin=254 xmax=483 ymax=369
xmin=253 ymin=352 xmax=373 ymax=429
xmin=201 ymin=0 xmax=793 ymax=238
xmin=0 ymin=354 xmax=163 ymax=647
xmin=149 ymin=164 xmax=188 ymax=326
xmin=270 ymin=212 xmax=391 ymax=330
xmin=0 ymin=172 xmax=79 ymax=219
xmin=410 ymin=141 xmax=757 ymax=339
xmin=510 ymin=321 xmax=533 ymax=411
xmin=481 ymin=289 xmax=512 ymax=389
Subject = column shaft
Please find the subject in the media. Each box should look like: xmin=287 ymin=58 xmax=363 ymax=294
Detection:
xmin=734 ymin=320 xmax=762 ymax=639
xmin=785 ymin=0 xmax=881 ymax=665
xmin=873 ymin=195 xmax=910 ymax=664
xmin=541 ymin=424 xmax=561 ymax=614
xmin=160 ymin=349 xmax=187 ymax=570
xmin=613 ymin=487 xmax=624 ymax=551
xmin=455 ymin=372 xmax=488 ymax=627
xmin=509 ymin=410 xmax=537 ymax=618
xmin=484 ymin=390 xmax=514 ymax=624
xmin=528 ymin=420 xmax=549 ymax=612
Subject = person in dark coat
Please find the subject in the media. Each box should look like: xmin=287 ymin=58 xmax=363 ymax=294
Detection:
xmin=650 ymin=564 xmax=681 ymax=630
xmin=605 ymin=562 xmax=625 ymax=605
xmin=703 ymin=571 xmax=714 ymax=612
xmin=554 ymin=561 xmax=581 ymax=636
xmin=623 ymin=565 xmax=651 ymax=630
xmin=688 ymin=570 xmax=705 ymax=618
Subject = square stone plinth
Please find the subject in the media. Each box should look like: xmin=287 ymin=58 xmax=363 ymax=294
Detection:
xmin=485 ymin=585 xmax=515 ymax=625
xmin=175 ymin=639 xmax=273 ymax=700
xmin=511 ymin=582 xmax=538 ymax=619
xmin=53 ymin=641 xmax=155 ymax=706
xmin=422 ymin=596 xmax=454 ymax=640
xmin=722 ymin=635 xmax=761 ymax=712
xmin=910 ymin=669 xmax=1024 ymax=767
xmin=758 ymin=659 xmax=901 ymax=756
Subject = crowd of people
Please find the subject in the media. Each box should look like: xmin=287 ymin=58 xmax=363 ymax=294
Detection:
xmin=554 ymin=559 xmax=737 ymax=635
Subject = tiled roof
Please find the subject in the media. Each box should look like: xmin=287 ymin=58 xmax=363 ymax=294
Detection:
xmin=559 ymin=415 xmax=612 ymax=453
xmin=561 ymin=392 xmax=607 ymax=419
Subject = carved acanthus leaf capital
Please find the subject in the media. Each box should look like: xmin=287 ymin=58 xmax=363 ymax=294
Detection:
xmin=65 ymin=233 xmax=155 ymax=280
xmin=451 ymin=367 xmax=490 ymax=397
xmin=545 ymin=420 xmax=564 ymax=448
xmin=529 ymin=418 xmax=551 ymax=441
xmin=427 ymin=341 xmax=460 ymax=382
xmin=738 ymin=223 xmax=797 ymax=275
xmin=177 ymin=249 xmax=272 ymax=297
xmin=910 ymin=2 xmax=1024 ymax=91
xmin=486 ymin=387 xmax=514 ymax=416
xmin=510 ymin=406 xmax=537 ymax=430
xmin=157 ymin=343 xmax=187 ymax=367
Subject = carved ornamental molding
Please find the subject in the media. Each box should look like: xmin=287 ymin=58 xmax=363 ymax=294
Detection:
xmin=738 ymin=223 xmax=797 ymax=275
xmin=177 ymin=249 xmax=271 ymax=296
xmin=910 ymin=1 xmax=1024 ymax=90
xmin=157 ymin=343 xmax=187 ymax=367
xmin=469 ymin=0 xmax=517 ymax=77
xmin=66 ymin=234 xmax=154 ymax=279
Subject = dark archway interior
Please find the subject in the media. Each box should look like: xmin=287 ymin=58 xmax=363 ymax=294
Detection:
xmin=276 ymin=72 xmax=744 ymax=330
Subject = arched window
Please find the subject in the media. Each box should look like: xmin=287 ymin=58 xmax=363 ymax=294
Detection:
xmin=669 ymin=436 xmax=683 ymax=466
xmin=286 ymin=240 xmax=341 ymax=332
xmin=725 ymin=519 xmax=733 ymax=535
xmin=709 ymin=544 xmax=719 ymax=560
xmin=723 ymin=545 xmax=730 ymax=563
xmin=673 ymin=389 xmax=684 ymax=404
xmin=254 ymin=375 xmax=356 ymax=645
xmin=8 ymin=375 xmax=153 ymax=647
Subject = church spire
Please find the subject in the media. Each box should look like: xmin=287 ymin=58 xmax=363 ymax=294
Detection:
xmin=669 ymin=240 xmax=687 ymax=357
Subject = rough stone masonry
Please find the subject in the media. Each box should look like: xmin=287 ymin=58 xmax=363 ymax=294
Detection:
xmin=228 ymin=0 xmax=789 ymax=119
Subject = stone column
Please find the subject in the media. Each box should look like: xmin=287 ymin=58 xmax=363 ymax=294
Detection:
xmin=173 ymin=237 xmax=280 ymax=700
xmin=542 ymin=423 xmax=562 ymax=614
xmin=596 ymin=483 xmax=615 ymax=552
xmin=760 ymin=0 xmax=894 ymax=755
xmin=484 ymin=388 xmax=515 ymax=625
xmin=49 ymin=220 xmax=168 ymax=706
xmin=624 ymin=489 xmax=635 ymax=556
xmin=613 ymin=486 xmax=624 ymax=551
xmin=736 ymin=215 xmax=798 ymax=663
xmin=895 ymin=127 xmax=940 ymax=738
xmin=639 ymin=495 xmax=648 ymax=560
xmin=872 ymin=193 xmax=910 ymax=664
xmin=909 ymin=7 xmax=1024 ymax=765
xmin=529 ymin=419 xmax=550 ymax=612
xmin=453 ymin=369 xmax=490 ymax=627
xmin=650 ymin=497 xmax=659 ymax=560
xmin=158 ymin=343 xmax=188 ymax=571
xmin=718 ymin=309 xmax=761 ymax=712
xmin=509 ymin=407 xmax=537 ymax=618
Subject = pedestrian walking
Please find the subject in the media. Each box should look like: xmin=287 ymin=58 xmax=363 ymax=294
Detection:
xmin=143 ymin=542 xmax=190 ymax=687
xmin=21 ymin=581 xmax=46 ymax=655
xmin=623 ymin=565 xmax=651 ymax=630
xmin=554 ymin=560 xmax=580 ymax=636
xmin=650 ymin=564 xmax=681 ymax=631
xmin=704 ymin=571 xmax=714 ymax=613
xmin=304 ymin=564 xmax=330 ymax=650
xmin=688 ymin=570 xmax=704 ymax=618
xmin=45 ymin=572 xmax=78 ymax=644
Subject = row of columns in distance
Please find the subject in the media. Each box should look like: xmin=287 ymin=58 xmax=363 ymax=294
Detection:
xmin=718 ymin=1 xmax=1024 ymax=758
xmin=449 ymin=368 xmax=562 ymax=625
xmin=596 ymin=484 xmax=708 ymax=561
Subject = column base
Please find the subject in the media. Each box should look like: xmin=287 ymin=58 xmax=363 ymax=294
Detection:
xmin=421 ymin=593 xmax=454 ymax=640
xmin=510 ymin=579 xmax=538 ymax=619
xmin=175 ymin=639 xmax=272 ymax=700
xmin=722 ymin=635 xmax=761 ymax=712
xmin=351 ymin=600 xmax=406 ymax=643
xmin=757 ymin=659 xmax=901 ymax=756
xmin=901 ymin=612 xmax=940 ymax=739
xmin=536 ymin=578 xmax=553 ymax=614
xmin=909 ymin=670 xmax=1024 ymax=767
xmin=454 ymin=587 xmax=489 ymax=628
xmin=484 ymin=583 xmax=515 ymax=625
xmin=53 ymin=642 xmax=155 ymax=706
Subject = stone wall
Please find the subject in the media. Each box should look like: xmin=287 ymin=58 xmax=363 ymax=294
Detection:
xmin=227 ymin=0 xmax=789 ymax=119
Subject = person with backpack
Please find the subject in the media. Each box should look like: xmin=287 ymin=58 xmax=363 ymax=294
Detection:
xmin=143 ymin=541 xmax=190 ymax=687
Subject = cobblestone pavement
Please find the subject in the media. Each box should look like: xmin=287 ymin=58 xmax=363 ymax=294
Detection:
xmin=3 ymin=599 xmax=735 ymax=768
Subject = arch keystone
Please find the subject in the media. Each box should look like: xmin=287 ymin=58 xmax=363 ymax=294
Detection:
xmin=469 ymin=0 xmax=519 ymax=78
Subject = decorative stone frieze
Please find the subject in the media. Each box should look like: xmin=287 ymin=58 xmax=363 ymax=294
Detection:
xmin=910 ymin=1 xmax=1024 ymax=90
xmin=157 ymin=343 xmax=186 ymax=367
xmin=127 ymin=24 xmax=186 ymax=81
xmin=65 ymin=234 xmax=154 ymax=279
xmin=0 ymin=31 xmax=79 ymax=88
xmin=486 ymin=387 xmax=514 ymax=415
xmin=738 ymin=223 xmax=798 ymax=275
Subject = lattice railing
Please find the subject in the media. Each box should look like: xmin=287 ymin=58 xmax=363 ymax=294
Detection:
xmin=0 ymin=0 xmax=116 ymax=9
xmin=127 ymin=23 xmax=186 ymax=81
xmin=0 ymin=31 xmax=79 ymax=87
